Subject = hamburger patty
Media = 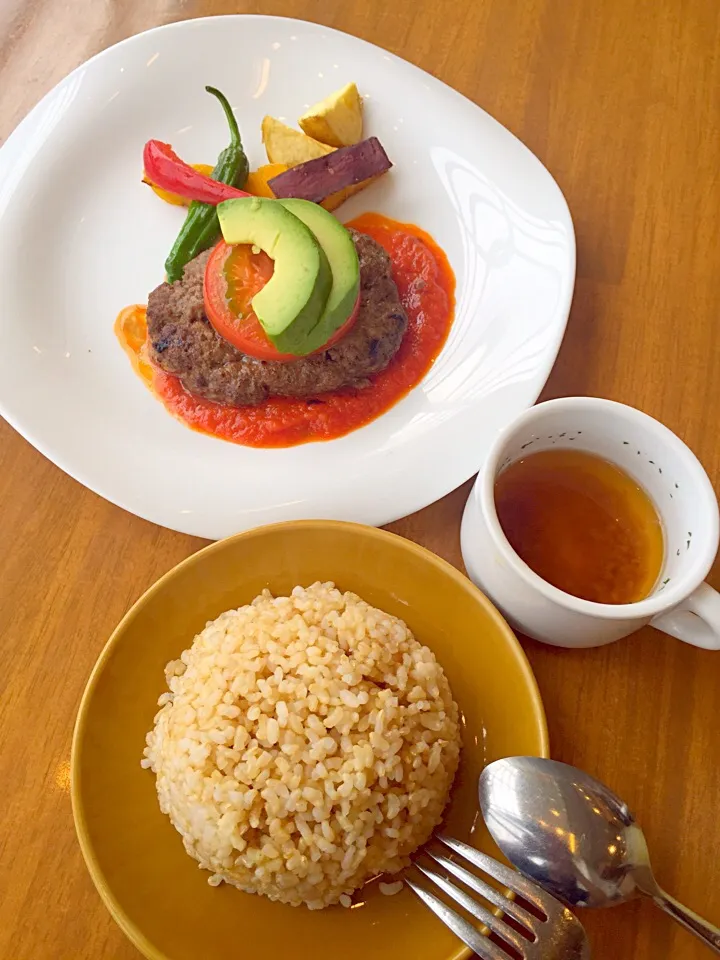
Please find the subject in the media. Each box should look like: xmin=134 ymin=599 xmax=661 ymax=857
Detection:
xmin=146 ymin=230 xmax=408 ymax=407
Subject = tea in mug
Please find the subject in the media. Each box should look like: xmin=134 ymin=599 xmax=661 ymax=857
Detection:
xmin=494 ymin=448 xmax=664 ymax=604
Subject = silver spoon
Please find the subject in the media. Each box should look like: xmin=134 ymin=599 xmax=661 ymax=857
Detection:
xmin=479 ymin=756 xmax=720 ymax=954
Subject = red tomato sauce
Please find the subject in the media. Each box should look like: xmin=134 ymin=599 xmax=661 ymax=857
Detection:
xmin=115 ymin=213 xmax=455 ymax=447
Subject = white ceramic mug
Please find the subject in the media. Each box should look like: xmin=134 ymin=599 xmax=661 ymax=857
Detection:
xmin=461 ymin=397 xmax=720 ymax=648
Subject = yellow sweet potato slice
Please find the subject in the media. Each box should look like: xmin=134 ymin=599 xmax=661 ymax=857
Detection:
xmin=321 ymin=175 xmax=383 ymax=212
xmin=245 ymin=163 xmax=290 ymax=198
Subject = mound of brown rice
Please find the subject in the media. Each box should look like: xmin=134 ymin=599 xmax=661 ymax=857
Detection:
xmin=142 ymin=582 xmax=461 ymax=909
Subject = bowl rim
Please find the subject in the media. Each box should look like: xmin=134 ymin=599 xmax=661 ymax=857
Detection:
xmin=71 ymin=518 xmax=549 ymax=960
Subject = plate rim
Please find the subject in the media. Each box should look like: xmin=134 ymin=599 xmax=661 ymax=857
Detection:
xmin=0 ymin=14 xmax=576 ymax=539
xmin=70 ymin=518 xmax=549 ymax=960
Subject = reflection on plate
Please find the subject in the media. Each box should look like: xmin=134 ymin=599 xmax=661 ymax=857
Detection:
xmin=0 ymin=16 xmax=574 ymax=539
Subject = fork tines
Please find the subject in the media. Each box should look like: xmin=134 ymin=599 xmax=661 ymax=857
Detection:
xmin=406 ymin=836 xmax=566 ymax=960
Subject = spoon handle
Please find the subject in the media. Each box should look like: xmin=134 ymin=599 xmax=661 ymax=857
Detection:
xmin=653 ymin=888 xmax=720 ymax=954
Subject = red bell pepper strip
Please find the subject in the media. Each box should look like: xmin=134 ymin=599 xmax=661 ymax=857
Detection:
xmin=143 ymin=140 xmax=250 ymax=205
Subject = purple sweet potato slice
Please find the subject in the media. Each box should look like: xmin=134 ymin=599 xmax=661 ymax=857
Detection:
xmin=267 ymin=137 xmax=392 ymax=203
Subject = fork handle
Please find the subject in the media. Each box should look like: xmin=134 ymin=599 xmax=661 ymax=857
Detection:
xmin=653 ymin=888 xmax=720 ymax=954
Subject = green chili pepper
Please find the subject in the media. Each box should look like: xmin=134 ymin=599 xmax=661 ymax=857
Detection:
xmin=164 ymin=86 xmax=249 ymax=283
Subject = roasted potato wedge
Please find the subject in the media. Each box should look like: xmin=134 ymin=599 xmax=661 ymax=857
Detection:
xmin=298 ymin=82 xmax=364 ymax=147
xmin=261 ymin=117 xmax=334 ymax=166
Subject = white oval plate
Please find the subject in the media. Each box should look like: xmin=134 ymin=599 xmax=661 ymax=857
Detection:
xmin=0 ymin=16 xmax=574 ymax=540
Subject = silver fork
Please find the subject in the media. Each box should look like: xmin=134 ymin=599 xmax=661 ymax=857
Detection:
xmin=407 ymin=836 xmax=590 ymax=960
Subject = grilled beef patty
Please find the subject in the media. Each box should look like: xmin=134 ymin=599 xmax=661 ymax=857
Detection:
xmin=146 ymin=230 xmax=408 ymax=407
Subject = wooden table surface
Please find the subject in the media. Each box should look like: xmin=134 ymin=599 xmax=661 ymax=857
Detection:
xmin=1 ymin=1 xmax=719 ymax=957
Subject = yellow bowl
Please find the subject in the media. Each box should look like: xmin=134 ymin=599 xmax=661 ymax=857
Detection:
xmin=72 ymin=521 xmax=548 ymax=960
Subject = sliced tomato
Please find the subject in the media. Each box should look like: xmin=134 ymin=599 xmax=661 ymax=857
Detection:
xmin=203 ymin=240 xmax=359 ymax=363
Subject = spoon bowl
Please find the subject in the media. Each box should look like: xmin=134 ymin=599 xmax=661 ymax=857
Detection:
xmin=479 ymin=757 xmax=720 ymax=953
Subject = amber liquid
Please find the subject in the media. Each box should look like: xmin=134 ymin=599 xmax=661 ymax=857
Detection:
xmin=494 ymin=449 xmax=664 ymax=604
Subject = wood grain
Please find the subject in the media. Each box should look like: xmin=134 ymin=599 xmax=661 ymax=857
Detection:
xmin=1 ymin=1 xmax=719 ymax=957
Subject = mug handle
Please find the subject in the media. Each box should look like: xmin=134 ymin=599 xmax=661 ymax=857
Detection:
xmin=650 ymin=582 xmax=720 ymax=650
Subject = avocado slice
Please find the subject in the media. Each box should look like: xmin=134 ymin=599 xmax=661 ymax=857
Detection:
xmin=278 ymin=199 xmax=361 ymax=353
xmin=216 ymin=197 xmax=332 ymax=354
